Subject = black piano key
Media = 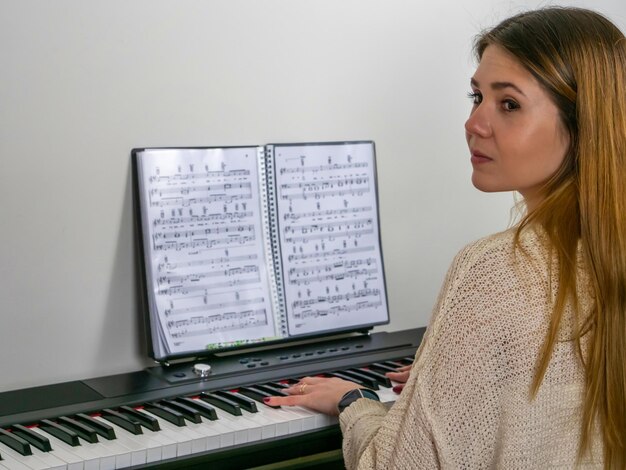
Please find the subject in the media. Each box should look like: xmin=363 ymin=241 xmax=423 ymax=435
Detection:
xmin=39 ymin=419 xmax=80 ymax=446
xmin=101 ymin=409 xmax=143 ymax=435
xmin=143 ymin=402 xmax=186 ymax=427
xmin=74 ymin=413 xmax=116 ymax=440
xmin=401 ymin=356 xmax=415 ymax=365
xmin=336 ymin=370 xmax=380 ymax=390
xmin=238 ymin=386 xmax=280 ymax=409
xmin=0 ymin=428 xmax=32 ymax=456
xmin=56 ymin=416 xmax=99 ymax=443
xmin=215 ymin=390 xmax=258 ymax=413
xmin=280 ymin=378 xmax=300 ymax=385
xmin=326 ymin=372 xmax=370 ymax=389
xmin=254 ymin=384 xmax=288 ymax=397
xmin=11 ymin=425 xmax=52 ymax=452
xmin=118 ymin=406 xmax=160 ymax=432
xmin=175 ymin=398 xmax=218 ymax=421
xmin=383 ymin=360 xmax=404 ymax=368
xmin=159 ymin=400 xmax=201 ymax=424
xmin=355 ymin=368 xmax=393 ymax=388
xmin=265 ymin=381 xmax=290 ymax=389
xmin=368 ymin=362 xmax=398 ymax=373
xmin=199 ymin=392 xmax=242 ymax=416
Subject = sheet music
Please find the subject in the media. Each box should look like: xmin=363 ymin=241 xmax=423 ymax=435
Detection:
xmin=136 ymin=148 xmax=277 ymax=357
xmin=272 ymin=142 xmax=389 ymax=335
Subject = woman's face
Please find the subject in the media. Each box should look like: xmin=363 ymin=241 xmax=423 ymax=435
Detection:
xmin=465 ymin=44 xmax=570 ymax=210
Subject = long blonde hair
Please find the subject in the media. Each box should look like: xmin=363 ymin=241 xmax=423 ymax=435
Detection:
xmin=476 ymin=7 xmax=626 ymax=468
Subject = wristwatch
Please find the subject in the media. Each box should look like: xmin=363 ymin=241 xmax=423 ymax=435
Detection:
xmin=337 ymin=388 xmax=380 ymax=414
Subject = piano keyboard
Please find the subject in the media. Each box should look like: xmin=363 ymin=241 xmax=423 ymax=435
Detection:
xmin=0 ymin=328 xmax=424 ymax=470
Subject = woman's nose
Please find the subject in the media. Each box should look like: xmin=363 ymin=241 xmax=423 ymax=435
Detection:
xmin=464 ymin=105 xmax=492 ymax=138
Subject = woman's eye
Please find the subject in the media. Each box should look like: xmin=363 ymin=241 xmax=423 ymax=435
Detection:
xmin=467 ymin=91 xmax=482 ymax=105
xmin=502 ymin=99 xmax=520 ymax=112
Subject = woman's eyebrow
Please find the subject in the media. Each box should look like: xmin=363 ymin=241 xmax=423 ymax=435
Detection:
xmin=470 ymin=77 xmax=527 ymax=97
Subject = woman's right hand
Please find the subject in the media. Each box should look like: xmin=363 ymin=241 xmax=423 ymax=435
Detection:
xmin=386 ymin=364 xmax=412 ymax=394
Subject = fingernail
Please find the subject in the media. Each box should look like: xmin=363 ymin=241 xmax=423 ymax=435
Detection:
xmin=392 ymin=385 xmax=403 ymax=394
xmin=263 ymin=397 xmax=271 ymax=404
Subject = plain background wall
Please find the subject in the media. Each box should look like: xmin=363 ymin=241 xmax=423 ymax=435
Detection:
xmin=1 ymin=0 xmax=624 ymax=393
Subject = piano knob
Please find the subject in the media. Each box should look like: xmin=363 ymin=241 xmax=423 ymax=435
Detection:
xmin=193 ymin=363 xmax=212 ymax=378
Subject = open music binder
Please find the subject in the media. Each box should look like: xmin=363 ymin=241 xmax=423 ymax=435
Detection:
xmin=133 ymin=141 xmax=389 ymax=362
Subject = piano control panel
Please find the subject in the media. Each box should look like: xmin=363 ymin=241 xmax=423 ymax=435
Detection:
xmin=147 ymin=329 xmax=412 ymax=385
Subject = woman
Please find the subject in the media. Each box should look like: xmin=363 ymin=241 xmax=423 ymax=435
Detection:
xmin=265 ymin=7 xmax=626 ymax=469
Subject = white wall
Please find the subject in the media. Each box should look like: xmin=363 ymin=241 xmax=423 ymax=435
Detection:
xmin=1 ymin=0 xmax=624 ymax=393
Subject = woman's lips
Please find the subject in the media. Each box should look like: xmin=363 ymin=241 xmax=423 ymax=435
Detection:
xmin=470 ymin=150 xmax=493 ymax=164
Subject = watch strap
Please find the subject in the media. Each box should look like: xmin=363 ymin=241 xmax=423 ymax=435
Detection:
xmin=337 ymin=388 xmax=380 ymax=414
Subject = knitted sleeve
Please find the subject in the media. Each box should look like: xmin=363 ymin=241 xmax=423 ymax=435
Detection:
xmin=339 ymin=230 xmax=551 ymax=469
xmin=339 ymin=235 xmax=483 ymax=469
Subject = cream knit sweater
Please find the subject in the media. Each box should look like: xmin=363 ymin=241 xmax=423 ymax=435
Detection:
xmin=340 ymin=228 xmax=602 ymax=469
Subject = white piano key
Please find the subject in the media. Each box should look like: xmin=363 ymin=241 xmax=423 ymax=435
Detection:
xmin=0 ymin=452 xmax=33 ymax=470
xmin=0 ymin=444 xmax=51 ymax=470
xmin=227 ymin=391 xmax=301 ymax=436
xmin=378 ymin=381 xmax=400 ymax=404
xmin=91 ymin=416 xmax=158 ymax=467
xmin=79 ymin=442 xmax=116 ymax=470
xmin=131 ymin=422 xmax=188 ymax=459
xmin=148 ymin=423 xmax=197 ymax=458
xmin=98 ymin=412 xmax=178 ymax=462
xmin=188 ymin=410 xmax=248 ymax=446
xmin=24 ymin=447 xmax=67 ymax=470
xmin=238 ymin=409 xmax=276 ymax=440
xmin=138 ymin=410 xmax=205 ymax=456
xmin=287 ymin=406 xmax=320 ymax=431
xmin=81 ymin=434 xmax=134 ymax=470
xmin=184 ymin=419 xmax=229 ymax=450
xmin=253 ymin=404 xmax=301 ymax=436
xmin=36 ymin=430 xmax=108 ymax=470
xmin=212 ymin=407 xmax=264 ymax=443
xmin=26 ymin=428 xmax=83 ymax=470
xmin=37 ymin=422 xmax=138 ymax=470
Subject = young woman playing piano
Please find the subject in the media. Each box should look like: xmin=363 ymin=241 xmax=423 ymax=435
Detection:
xmin=265 ymin=7 xmax=626 ymax=469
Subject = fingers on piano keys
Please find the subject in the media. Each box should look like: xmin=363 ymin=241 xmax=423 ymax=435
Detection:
xmin=0 ymin=357 xmax=413 ymax=470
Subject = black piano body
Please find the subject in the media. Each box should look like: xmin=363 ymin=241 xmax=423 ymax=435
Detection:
xmin=0 ymin=327 xmax=425 ymax=469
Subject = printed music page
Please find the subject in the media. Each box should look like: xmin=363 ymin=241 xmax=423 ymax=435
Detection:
xmin=272 ymin=142 xmax=389 ymax=336
xmin=136 ymin=147 xmax=277 ymax=357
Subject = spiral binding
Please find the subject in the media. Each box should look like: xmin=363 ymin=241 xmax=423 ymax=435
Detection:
xmin=259 ymin=145 xmax=288 ymax=337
